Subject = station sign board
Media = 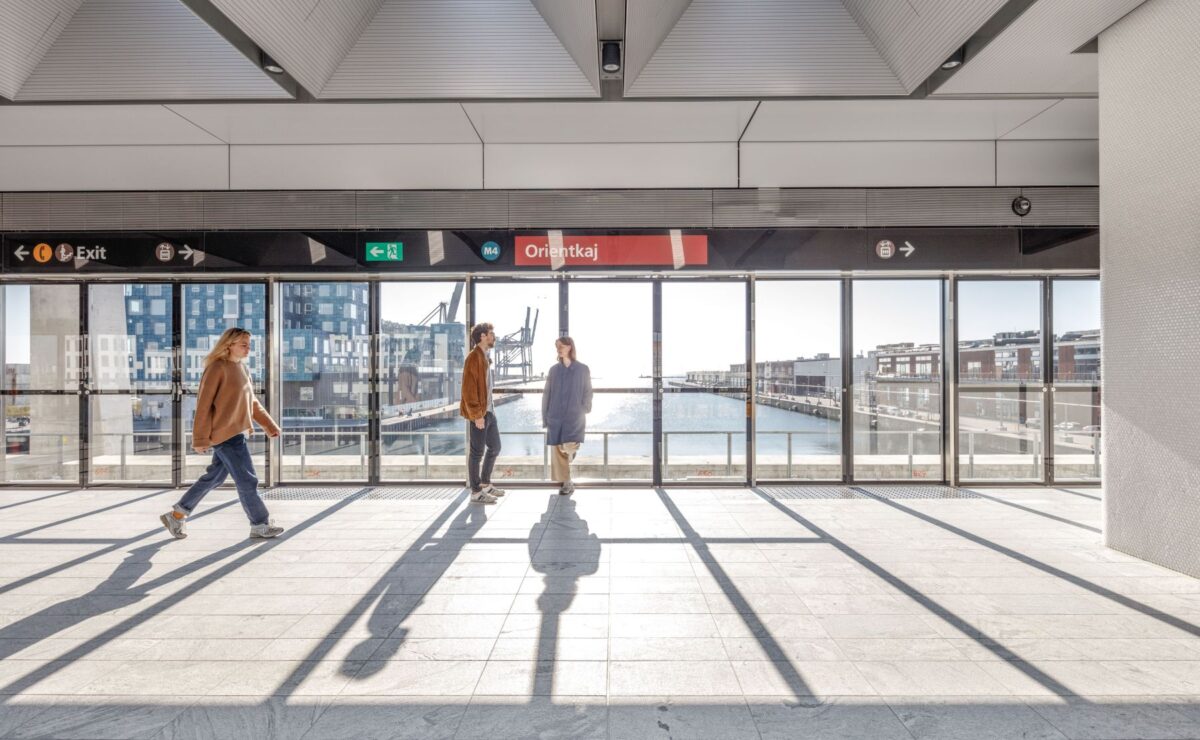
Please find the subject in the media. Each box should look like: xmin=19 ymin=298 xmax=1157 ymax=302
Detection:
xmin=3 ymin=235 xmax=203 ymax=272
xmin=514 ymin=233 xmax=708 ymax=267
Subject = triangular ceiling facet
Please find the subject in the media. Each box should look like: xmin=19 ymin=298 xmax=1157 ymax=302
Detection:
xmin=0 ymin=0 xmax=85 ymax=99
xmin=205 ymin=0 xmax=386 ymax=96
xmin=531 ymin=0 xmax=600 ymax=95
xmin=320 ymin=0 xmax=597 ymax=99
xmin=625 ymin=0 xmax=903 ymax=98
xmin=15 ymin=0 xmax=290 ymax=101
xmin=623 ymin=0 xmax=692 ymax=91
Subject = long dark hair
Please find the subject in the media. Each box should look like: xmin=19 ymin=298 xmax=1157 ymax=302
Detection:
xmin=556 ymin=335 xmax=577 ymax=362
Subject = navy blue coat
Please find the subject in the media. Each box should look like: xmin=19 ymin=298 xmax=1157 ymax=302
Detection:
xmin=542 ymin=361 xmax=593 ymax=445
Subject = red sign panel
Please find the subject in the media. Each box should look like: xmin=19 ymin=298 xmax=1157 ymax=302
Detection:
xmin=514 ymin=234 xmax=708 ymax=267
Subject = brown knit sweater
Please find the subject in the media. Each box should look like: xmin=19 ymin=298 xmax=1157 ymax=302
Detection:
xmin=193 ymin=359 xmax=280 ymax=449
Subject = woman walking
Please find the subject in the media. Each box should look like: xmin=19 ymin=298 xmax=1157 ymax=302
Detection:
xmin=542 ymin=336 xmax=592 ymax=495
xmin=160 ymin=327 xmax=283 ymax=539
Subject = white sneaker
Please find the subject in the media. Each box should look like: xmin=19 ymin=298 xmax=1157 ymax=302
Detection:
xmin=159 ymin=512 xmax=187 ymax=539
xmin=250 ymin=523 xmax=285 ymax=539
xmin=482 ymin=484 xmax=506 ymax=497
xmin=470 ymin=490 xmax=498 ymax=504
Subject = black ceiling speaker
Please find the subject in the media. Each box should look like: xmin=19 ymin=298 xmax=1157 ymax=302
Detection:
xmin=601 ymin=41 xmax=621 ymax=73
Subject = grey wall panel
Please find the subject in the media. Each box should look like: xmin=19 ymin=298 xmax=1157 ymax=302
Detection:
xmin=866 ymin=187 xmax=1023 ymax=226
xmin=203 ymin=191 xmax=357 ymax=229
xmin=1099 ymin=0 xmax=1200 ymax=578
xmin=1019 ymin=187 xmax=1099 ymax=226
xmin=0 ymin=187 xmax=1099 ymax=231
xmin=1 ymin=191 xmax=205 ymax=231
xmin=508 ymin=190 xmax=713 ymax=228
xmin=713 ymin=189 xmax=866 ymax=227
xmin=356 ymin=191 xmax=509 ymax=229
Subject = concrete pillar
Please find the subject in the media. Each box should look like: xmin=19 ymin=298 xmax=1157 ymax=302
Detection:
xmin=1100 ymin=0 xmax=1200 ymax=576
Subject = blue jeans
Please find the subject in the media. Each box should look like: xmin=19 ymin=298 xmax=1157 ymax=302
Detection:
xmin=175 ymin=434 xmax=269 ymax=526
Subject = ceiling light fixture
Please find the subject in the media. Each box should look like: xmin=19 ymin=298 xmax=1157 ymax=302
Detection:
xmin=260 ymin=51 xmax=284 ymax=75
xmin=940 ymin=45 xmax=966 ymax=70
xmin=601 ymin=41 xmax=621 ymax=74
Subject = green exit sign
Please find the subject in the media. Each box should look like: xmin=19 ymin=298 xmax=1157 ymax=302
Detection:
xmin=365 ymin=242 xmax=403 ymax=262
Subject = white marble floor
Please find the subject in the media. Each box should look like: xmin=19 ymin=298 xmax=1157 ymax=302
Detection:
xmin=1 ymin=484 xmax=1199 ymax=739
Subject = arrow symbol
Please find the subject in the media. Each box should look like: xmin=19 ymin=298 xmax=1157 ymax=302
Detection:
xmin=179 ymin=244 xmax=194 ymax=261
xmin=13 ymin=246 xmax=28 ymax=262
xmin=901 ymin=241 xmax=916 ymax=258
xmin=369 ymin=246 xmax=383 ymax=258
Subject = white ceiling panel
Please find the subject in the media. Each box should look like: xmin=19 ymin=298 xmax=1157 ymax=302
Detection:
xmin=321 ymin=0 xmax=597 ymax=99
xmin=741 ymin=141 xmax=996 ymax=187
xmin=485 ymin=143 xmax=736 ymax=189
xmin=531 ymin=0 xmax=600 ymax=94
xmin=15 ymin=0 xmax=290 ymax=101
xmin=626 ymin=0 xmax=903 ymax=97
xmin=462 ymin=101 xmax=758 ymax=143
xmin=841 ymin=0 xmax=1007 ymax=91
xmin=0 ymin=0 xmax=84 ymax=99
xmin=166 ymin=103 xmax=479 ymax=144
xmin=1000 ymin=98 xmax=1098 ymax=139
xmin=744 ymin=99 xmax=1056 ymax=142
xmin=0 ymin=145 xmax=227 ymax=191
xmin=230 ymin=144 xmax=482 ymax=189
xmin=0 ymin=105 xmax=223 ymax=145
xmin=206 ymin=0 xmax=385 ymax=95
xmin=934 ymin=0 xmax=1146 ymax=96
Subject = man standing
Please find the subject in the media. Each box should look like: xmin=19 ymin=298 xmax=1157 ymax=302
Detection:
xmin=461 ymin=322 xmax=506 ymax=503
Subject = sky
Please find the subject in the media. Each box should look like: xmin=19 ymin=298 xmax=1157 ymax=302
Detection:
xmin=4 ymin=279 xmax=1102 ymax=374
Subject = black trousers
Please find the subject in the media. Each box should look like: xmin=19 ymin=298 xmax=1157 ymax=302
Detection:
xmin=468 ymin=411 xmax=501 ymax=491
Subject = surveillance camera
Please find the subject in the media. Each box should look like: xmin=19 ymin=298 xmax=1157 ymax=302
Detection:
xmin=1012 ymin=196 xmax=1032 ymax=217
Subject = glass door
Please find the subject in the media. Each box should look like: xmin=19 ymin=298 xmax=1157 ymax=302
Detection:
xmin=182 ymin=283 xmax=268 ymax=482
xmin=471 ymin=280 xmax=560 ymax=481
xmin=852 ymin=280 xmax=944 ymax=482
xmin=279 ymin=281 xmax=370 ymax=481
xmin=1 ymin=284 xmax=81 ymax=485
xmin=956 ymin=280 xmax=1044 ymax=483
xmin=661 ymin=281 xmax=748 ymax=482
xmin=87 ymin=283 xmax=174 ymax=484
xmin=1051 ymin=279 xmax=1102 ymax=483
xmin=567 ymin=280 xmax=653 ymax=483
xmin=754 ymin=280 xmax=843 ymax=481
xmin=378 ymin=281 xmax=467 ymax=481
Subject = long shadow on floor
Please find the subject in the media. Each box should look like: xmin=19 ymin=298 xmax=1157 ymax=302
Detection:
xmin=850 ymin=486 xmax=1200 ymax=638
xmin=529 ymin=493 xmax=602 ymax=695
xmin=0 ymin=488 xmax=372 ymax=699
xmin=750 ymin=487 xmax=1077 ymax=697
xmin=334 ymin=493 xmax=488 ymax=682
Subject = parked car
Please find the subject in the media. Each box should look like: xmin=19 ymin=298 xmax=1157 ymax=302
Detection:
xmin=1025 ymin=418 xmax=1041 ymax=429
xmin=1082 ymin=425 xmax=1101 ymax=433
xmin=1055 ymin=421 xmax=1080 ymax=431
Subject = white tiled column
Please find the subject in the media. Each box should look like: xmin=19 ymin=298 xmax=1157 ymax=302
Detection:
xmin=1099 ymin=0 xmax=1200 ymax=576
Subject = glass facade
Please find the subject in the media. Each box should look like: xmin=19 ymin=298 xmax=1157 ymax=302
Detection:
xmin=0 ymin=275 xmax=1102 ymax=487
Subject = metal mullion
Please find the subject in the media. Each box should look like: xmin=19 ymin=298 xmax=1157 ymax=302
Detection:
xmin=652 ymin=278 xmax=662 ymax=487
xmin=946 ymin=276 xmax=956 ymax=486
xmin=1043 ymin=277 xmax=1054 ymax=484
xmin=464 ymin=275 xmax=474 ymax=488
xmin=841 ymin=278 xmax=853 ymax=484
xmin=368 ymin=279 xmax=381 ymax=485
xmin=171 ymin=282 xmax=183 ymax=488
xmin=746 ymin=276 xmax=755 ymax=487
xmin=79 ymin=283 xmax=90 ymax=488
xmin=268 ymin=278 xmax=282 ymax=485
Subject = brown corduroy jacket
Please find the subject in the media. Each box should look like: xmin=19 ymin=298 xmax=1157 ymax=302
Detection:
xmin=459 ymin=345 xmax=490 ymax=421
xmin=193 ymin=359 xmax=280 ymax=449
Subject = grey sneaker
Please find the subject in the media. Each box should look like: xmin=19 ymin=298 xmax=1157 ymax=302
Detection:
xmin=482 ymin=484 xmax=506 ymax=497
xmin=250 ymin=523 xmax=284 ymax=539
xmin=470 ymin=490 xmax=498 ymax=504
xmin=559 ymin=482 xmax=574 ymax=496
xmin=159 ymin=512 xmax=187 ymax=539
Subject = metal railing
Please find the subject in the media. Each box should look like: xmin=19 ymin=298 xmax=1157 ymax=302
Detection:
xmin=3 ymin=427 xmax=1102 ymax=481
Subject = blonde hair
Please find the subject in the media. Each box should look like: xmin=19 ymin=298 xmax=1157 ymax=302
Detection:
xmin=204 ymin=327 xmax=251 ymax=368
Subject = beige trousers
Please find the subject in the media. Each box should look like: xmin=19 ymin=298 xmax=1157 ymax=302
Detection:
xmin=550 ymin=442 xmax=580 ymax=482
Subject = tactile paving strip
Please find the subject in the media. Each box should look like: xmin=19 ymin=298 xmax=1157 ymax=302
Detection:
xmin=759 ymin=486 xmax=867 ymax=500
xmin=857 ymin=485 xmax=982 ymax=500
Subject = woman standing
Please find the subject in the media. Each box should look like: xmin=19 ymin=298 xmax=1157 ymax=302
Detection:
xmin=159 ymin=327 xmax=283 ymax=540
xmin=542 ymin=336 xmax=592 ymax=495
